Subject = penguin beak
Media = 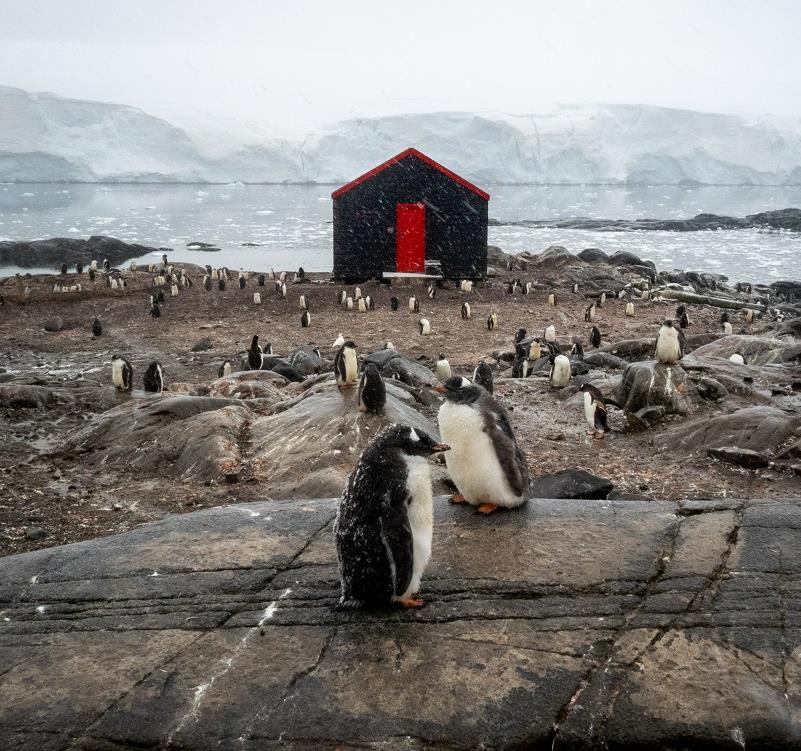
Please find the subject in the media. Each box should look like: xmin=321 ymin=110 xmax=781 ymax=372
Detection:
xmin=430 ymin=444 xmax=450 ymax=454
xmin=433 ymin=385 xmax=447 ymax=394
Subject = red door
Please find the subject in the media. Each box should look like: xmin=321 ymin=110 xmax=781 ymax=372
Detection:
xmin=396 ymin=202 xmax=426 ymax=273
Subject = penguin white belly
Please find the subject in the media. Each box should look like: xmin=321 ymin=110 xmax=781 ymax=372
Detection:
xmin=343 ymin=348 xmax=358 ymax=383
xmin=396 ymin=455 xmax=433 ymax=599
xmin=583 ymin=392 xmax=596 ymax=430
xmin=656 ymin=331 xmax=680 ymax=362
xmin=112 ymin=361 xmax=124 ymax=388
xmin=439 ymin=402 xmax=523 ymax=508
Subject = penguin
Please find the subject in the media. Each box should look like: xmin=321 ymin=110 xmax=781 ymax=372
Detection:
xmin=258 ymin=274 xmax=265 ymax=286
xmin=584 ymin=303 xmax=596 ymax=322
xmin=435 ymin=376 xmax=529 ymax=514
xmin=89 ymin=268 xmax=96 ymax=282
xmin=297 ymin=266 xmax=305 ymax=279
xmin=60 ymin=263 xmax=68 ymax=275
xmin=590 ymin=326 xmax=602 ymax=349
xmin=111 ymin=355 xmax=133 ymax=391
xmin=383 ymin=341 xmax=396 ymax=350
xmin=339 ymin=289 xmax=347 ymax=305
xmin=462 ymin=280 xmax=474 ymax=293
xmin=253 ymin=292 xmax=261 ymax=304
xmin=149 ymin=300 xmax=161 ymax=318
xmin=334 ymin=341 xmax=359 ymax=388
xmin=346 ymin=296 xmax=354 ymax=310
xmin=487 ymin=312 xmax=497 ymax=331
xmin=143 ymin=361 xmax=164 ymax=393
xmin=427 ymin=284 xmax=436 ymax=299
xmin=268 ymin=269 xmax=275 ymax=280
xmin=218 ymin=360 xmax=232 ymax=378
xmin=524 ymin=282 xmax=533 ymax=295
xmin=354 ymin=286 xmax=362 ymax=300
xmin=90 ymin=260 xmax=98 ymax=272
xmin=529 ymin=338 xmax=542 ymax=362
xmin=723 ymin=321 xmax=733 ymax=335
xmin=548 ymin=292 xmax=557 ymax=307
xmin=103 ymin=258 xmax=110 ymax=271
xmin=390 ymin=296 xmax=400 ymax=311
xmin=418 ymin=318 xmax=431 ymax=335
xmin=203 ymin=275 xmax=212 ymax=291
xmin=641 ymin=289 xmax=650 ymax=301
xmin=409 ymin=296 xmax=419 ymax=313
xmin=461 ymin=302 xmax=471 ymax=320
xmin=598 ymin=292 xmax=606 ymax=308
xmin=472 ymin=361 xmax=494 ymax=393
xmin=435 ymin=353 xmax=451 ymax=382
xmin=218 ymin=278 xmax=226 ymax=291
xmin=675 ymin=304 xmax=686 ymax=319
xmin=299 ymin=294 xmax=307 ymax=310
xmin=571 ymin=339 xmax=584 ymax=360
xmin=334 ymin=423 xmax=449 ymax=608
xmin=171 ymin=283 xmax=179 ymax=297
xmin=280 ymin=283 xmax=287 ymax=298
xmin=239 ymin=276 xmax=246 ymax=289
xmin=625 ymin=302 xmax=635 ymax=317
xmin=358 ymin=298 xmax=367 ymax=313
xmin=248 ymin=335 xmax=264 ymax=370
xmin=656 ymin=320 xmax=681 ymax=364
xmin=76 ymin=262 xmax=84 ymax=274
xmin=579 ymin=383 xmax=609 ymax=439
xmin=365 ymin=295 xmax=375 ymax=310
xmin=156 ymin=289 xmax=165 ymax=303
xmin=332 ymin=333 xmax=345 ymax=348
xmin=279 ymin=271 xmax=286 ymax=282
xmin=110 ymin=277 xmax=118 ymax=291
xmin=729 ymin=353 xmax=746 ymax=365
xmin=91 ymin=318 xmax=102 ymax=337
xmin=572 ymin=283 xmax=579 ymax=294
xmin=678 ymin=310 xmax=690 ymax=329
xmin=544 ymin=325 xmax=556 ymax=343
xmin=357 ymin=362 xmax=386 ymax=414
xmin=162 ymin=253 xmax=168 ymax=266
xmin=549 ymin=354 xmax=571 ymax=388
xmin=511 ymin=345 xmax=529 ymax=378
xmin=54 ymin=283 xmax=61 ymax=293
xmin=301 ymin=311 xmax=311 ymax=328
xmin=514 ymin=328 xmax=527 ymax=344
xmin=742 ymin=308 xmax=755 ymax=324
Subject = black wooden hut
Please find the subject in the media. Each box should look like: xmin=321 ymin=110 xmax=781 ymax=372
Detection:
xmin=332 ymin=148 xmax=489 ymax=283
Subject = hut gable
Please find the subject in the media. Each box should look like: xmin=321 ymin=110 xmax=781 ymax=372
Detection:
xmin=332 ymin=148 xmax=489 ymax=283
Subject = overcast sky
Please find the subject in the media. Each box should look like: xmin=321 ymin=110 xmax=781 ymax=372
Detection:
xmin=1 ymin=0 xmax=800 ymax=137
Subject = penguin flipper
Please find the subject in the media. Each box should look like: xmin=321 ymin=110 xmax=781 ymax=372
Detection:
xmin=479 ymin=396 xmax=529 ymax=497
xmin=379 ymin=499 xmax=414 ymax=599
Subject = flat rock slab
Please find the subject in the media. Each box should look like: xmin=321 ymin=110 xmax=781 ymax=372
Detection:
xmin=3 ymin=497 xmax=801 ymax=748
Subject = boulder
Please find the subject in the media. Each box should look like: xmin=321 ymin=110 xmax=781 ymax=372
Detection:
xmin=43 ymin=318 xmax=64 ymax=333
xmin=600 ymin=338 xmax=655 ymax=362
xmin=529 ymin=468 xmax=613 ymax=500
xmin=0 ymin=384 xmax=72 ymax=409
xmin=577 ymin=248 xmax=608 ymax=264
xmin=190 ymin=337 xmax=214 ymax=352
xmin=708 ymin=446 xmax=770 ymax=469
xmin=617 ymin=361 xmax=696 ymax=416
xmin=366 ymin=351 xmax=437 ymax=388
xmin=691 ymin=335 xmax=792 ymax=365
xmin=0 ymin=236 xmax=164 ymax=269
xmin=655 ymin=406 xmax=801 ymax=455
xmin=608 ymin=251 xmax=656 ymax=271
xmin=289 ymin=345 xmax=323 ymax=375
xmin=583 ymin=352 xmax=628 ymax=370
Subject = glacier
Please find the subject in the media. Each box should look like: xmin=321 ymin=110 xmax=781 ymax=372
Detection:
xmin=1 ymin=86 xmax=800 ymax=185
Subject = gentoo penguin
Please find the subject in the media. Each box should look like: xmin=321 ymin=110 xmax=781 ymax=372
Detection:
xmin=280 ymin=283 xmax=287 ymax=298
xmin=357 ymin=362 xmax=386 ymax=414
xmin=656 ymin=320 xmax=681 ymax=364
xmin=301 ymin=310 xmax=311 ymax=328
xmin=436 ymin=376 xmax=529 ymax=514
xmin=111 ymin=355 xmax=133 ymax=391
xmin=103 ymin=258 xmax=110 ymax=271
xmin=365 ymin=295 xmax=375 ymax=310
xmin=409 ymin=296 xmax=419 ymax=313
xmin=203 ymin=275 xmax=211 ymax=291
xmin=218 ymin=360 xmax=232 ymax=378
xmin=461 ymin=302 xmax=471 ymax=320
xmin=60 ymin=263 xmax=68 ymax=275
xmin=299 ymin=294 xmax=307 ymax=310
xmin=505 ymin=282 xmax=514 ymax=295
xmin=514 ymin=328 xmax=527 ymax=344
xmin=89 ymin=268 xmax=96 ymax=282
xmin=346 ymin=296 xmax=354 ymax=310
xmin=332 ymin=333 xmax=345 ymax=348
xmin=91 ymin=318 xmax=102 ymax=337
xmin=334 ymin=340 xmax=359 ymax=388
xmin=579 ymin=383 xmax=609 ymax=439
xmin=529 ymin=338 xmax=542 ymax=362
xmin=253 ymin=292 xmax=261 ymax=304
xmin=218 ymin=278 xmax=226 ymax=291
xmin=298 ymin=266 xmax=305 ymax=279
xmin=571 ymin=339 xmax=584 ymax=360
xmin=334 ymin=424 xmax=449 ymax=608
xmin=435 ymin=353 xmax=451 ymax=382
xmin=354 ymin=286 xmax=362 ymax=300
xmin=549 ymin=354 xmax=571 ymax=388
xmin=427 ymin=284 xmax=436 ymax=299
xmin=625 ymin=302 xmax=635 ymax=317
xmin=548 ymin=292 xmax=557 ymax=307
xmin=598 ymin=292 xmax=606 ymax=308
xmin=544 ymin=325 xmax=556 ymax=343
xmin=678 ymin=310 xmax=690 ymax=329
xmin=511 ymin=345 xmax=529 ymax=378
xmin=473 ymin=361 xmax=494 ymax=393
xmin=585 ymin=303 xmax=596 ymax=322
xmin=524 ymin=282 xmax=533 ymax=295
xmin=149 ymin=300 xmax=161 ymax=318
xmin=357 ymin=298 xmax=367 ymax=313
xmin=383 ymin=341 xmax=396 ymax=350
xmin=390 ymin=296 xmax=400 ymax=311
xmin=572 ymin=283 xmax=579 ymax=294
xmin=76 ymin=262 xmax=84 ymax=274
xmin=590 ymin=326 xmax=602 ymax=348
xmin=258 ymin=274 xmax=265 ymax=286
xmin=742 ymin=308 xmax=755 ymax=324
xmin=729 ymin=353 xmax=746 ymax=365
xmin=239 ymin=276 xmax=246 ymax=289
xmin=90 ymin=260 xmax=98 ymax=272
xmin=248 ymin=335 xmax=264 ymax=370
xmin=723 ymin=321 xmax=733 ymax=335
xmin=156 ymin=289 xmax=165 ymax=303
xmin=279 ymin=271 xmax=286 ymax=282
xmin=143 ymin=361 xmax=164 ymax=393
xmin=171 ymin=283 xmax=179 ymax=297
xmin=487 ymin=313 xmax=498 ymax=331
xmin=418 ymin=318 xmax=431 ymax=335
xmin=338 ymin=289 xmax=347 ymax=305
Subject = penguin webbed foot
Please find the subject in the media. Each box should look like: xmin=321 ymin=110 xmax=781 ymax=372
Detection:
xmin=476 ymin=503 xmax=500 ymax=515
xmin=449 ymin=494 xmax=467 ymax=504
xmin=397 ymin=597 xmax=425 ymax=608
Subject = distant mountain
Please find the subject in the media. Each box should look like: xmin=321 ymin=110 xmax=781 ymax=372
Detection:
xmin=1 ymin=86 xmax=800 ymax=185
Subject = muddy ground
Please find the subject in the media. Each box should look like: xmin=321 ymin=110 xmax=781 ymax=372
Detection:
xmin=1 ymin=264 xmax=798 ymax=557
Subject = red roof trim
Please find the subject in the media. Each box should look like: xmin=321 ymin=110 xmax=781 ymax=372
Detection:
xmin=331 ymin=147 xmax=490 ymax=201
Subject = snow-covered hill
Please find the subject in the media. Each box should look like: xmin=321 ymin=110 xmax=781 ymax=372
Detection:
xmin=1 ymin=86 xmax=800 ymax=185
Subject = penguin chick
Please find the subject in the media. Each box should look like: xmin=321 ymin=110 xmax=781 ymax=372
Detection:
xmin=549 ymin=354 xmax=571 ymax=388
xmin=579 ymin=383 xmax=608 ymax=439
xmin=334 ymin=341 xmax=359 ymax=388
xmin=656 ymin=320 xmax=681 ymax=364
xmin=143 ymin=361 xmax=164 ymax=393
xmin=334 ymin=424 xmax=449 ymax=609
xmin=435 ymin=376 xmax=529 ymax=514
xmin=248 ymin=335 xmax=264 ymax=370
xmin=357 ymin=362 xmax=386 ymax=414
xmin=435 ymin=353 xmax=451 ymax=382
xmin=111 ymin=355 xmax=133 ymax=391
xmin=472 ymin=361 xmax=494 ymax=393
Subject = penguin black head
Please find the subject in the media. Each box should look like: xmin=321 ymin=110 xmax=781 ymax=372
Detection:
xmin=250 ymin=335 xmax=260 ymax=349
xmin=662 ymin=319 xmax=674 ymax=328
xmin=514 ymin=328 xmax=527 ymax=344
xmin=372 ymin=424 xmax=450 ymax=460
xmin=435 ymin=376 xmax=481 ymax=403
